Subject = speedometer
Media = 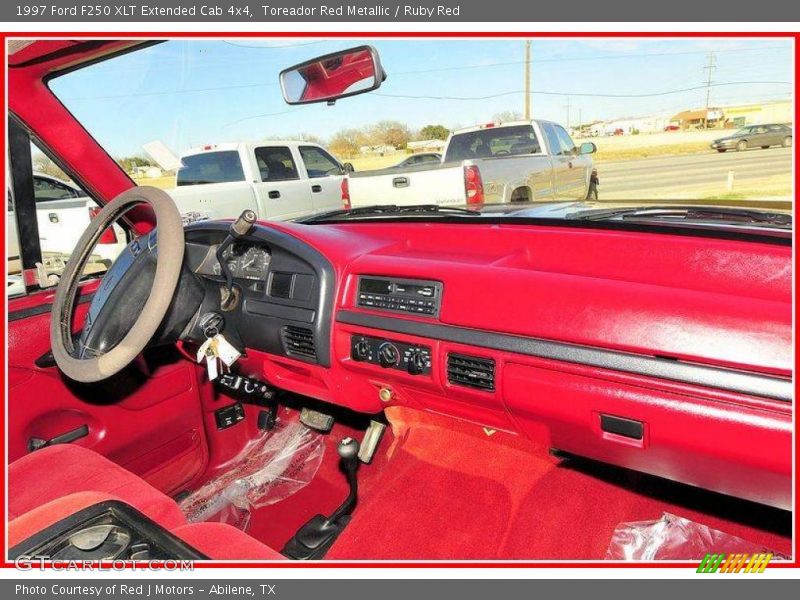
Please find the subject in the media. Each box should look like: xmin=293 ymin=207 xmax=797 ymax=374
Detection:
xmin=208 ymin=244 xmax=271 ymax=281
xmin=238 ymin=246 xmax=270 ymax=280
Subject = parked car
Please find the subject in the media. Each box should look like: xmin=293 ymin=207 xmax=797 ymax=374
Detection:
xmin=169 ymin=142 xmax=349 ymax=223
xmin=346 ymin=120 xmax=598 ymax=208
xmin=6 ymin=172 xmax=126 ymax=275
xmin=391 ymin=152 xmax=442 ymax=168
xmin=710 ymin=124 xmax=793 ymax=152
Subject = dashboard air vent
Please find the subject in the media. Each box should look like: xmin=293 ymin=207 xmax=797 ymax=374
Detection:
xmin=447 ymin=354 xmax=495 ymax=391
xmin=282 ymin=326 xmax=316 ymax=360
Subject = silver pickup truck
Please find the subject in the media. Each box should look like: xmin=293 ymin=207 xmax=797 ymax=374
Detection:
xmin=346 ymin=120 xmax=598 ymax=207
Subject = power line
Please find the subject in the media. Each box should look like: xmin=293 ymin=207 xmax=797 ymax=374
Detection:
xmin=223 ymin=108 xmax=299 ymax=127
xmin=59 ymin=45 xmax=792 ymax=103
xmin=389 ymin=45 xmax=790 ymax=77
xmin=224 ymin=81 xmax=791 ymax=127
xmin=72 ymin=78 xmax=788 ymax=105
xmin=374 ymin=80 xmax=791 ymax=101
xmin=62 ymin=80 xmax=280 ymax=101
xmin=226 ymin=81 xmax=790 ymax=126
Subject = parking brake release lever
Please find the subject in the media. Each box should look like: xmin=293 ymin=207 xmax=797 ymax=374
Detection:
xmin=28 ymin=424 xmax=89 ymax=453
xmin=216 ymin=209 xmax=257 ymax=310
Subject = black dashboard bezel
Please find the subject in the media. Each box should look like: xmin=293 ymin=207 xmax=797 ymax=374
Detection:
xmin=184 ymin=222 xmax=336 ymax=367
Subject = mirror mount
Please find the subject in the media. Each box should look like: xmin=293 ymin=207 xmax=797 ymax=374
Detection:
xmin=280 ymin=45 xmax=387 ymax=106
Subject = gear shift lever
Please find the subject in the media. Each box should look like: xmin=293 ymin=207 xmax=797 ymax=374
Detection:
xmin=282 ymin=437 xmax=361 ymax=560
xmin=217 ymin=209 xmax=257 ymax=309
xmin=327 ymin=438 xmax=360 ymax=524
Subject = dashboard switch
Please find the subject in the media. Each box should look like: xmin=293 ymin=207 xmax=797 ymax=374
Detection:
xmin=350 ymin=335 xmax=431 ymax=375
xmin=407 ymin=349 xmax=428 ymax=375
xmin=217 ymin=372 xmax=275 ymax=403
xmin=378 ymin=342 xmax=401 ymax=368
xmin=352 ymin=338 xmax=371 ymax=362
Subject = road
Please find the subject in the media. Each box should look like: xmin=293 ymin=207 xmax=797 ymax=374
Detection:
xmin=597 ymin=146 xmax=791 ymax=198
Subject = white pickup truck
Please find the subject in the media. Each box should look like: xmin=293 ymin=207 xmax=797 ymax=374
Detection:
xmin=7 ymin=173 xmax=126 ymax=270
xmin=168 ymin=141 xmax=349 ymax=223
xmin=7 ymin=173 xmax=127 ymax=296
xmin=346 ymin=120 xmax=598 ymax=208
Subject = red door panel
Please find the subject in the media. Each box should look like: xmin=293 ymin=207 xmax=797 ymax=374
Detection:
xmin=7 ymin=287 xmax=209 ymax=496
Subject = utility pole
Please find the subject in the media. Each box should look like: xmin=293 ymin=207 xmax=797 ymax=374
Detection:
xmin=524 ymin=40 xmax=531 ymax=120
xmin=564 ymin=96 xmax=571 ymax=130
xmin=703 ymin=51 xmax=716 ymax=127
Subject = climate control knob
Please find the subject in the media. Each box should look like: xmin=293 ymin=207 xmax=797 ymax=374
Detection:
xmin=352 ymin=338 xmax=371 ymax=361
xmin=407 ymin=349 xmax=428 ymax=375
xmin=378 ymin=342 xmax=400 ymax=368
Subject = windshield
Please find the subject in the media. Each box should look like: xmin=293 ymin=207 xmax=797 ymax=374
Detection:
xmin=48 ymin=38 xmax=793 ymax=229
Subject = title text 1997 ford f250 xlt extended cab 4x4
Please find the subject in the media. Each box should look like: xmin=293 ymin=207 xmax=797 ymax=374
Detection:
xmin=345 ymin=120 xmax=599 ymax=208
xmin=167 ymin=141 xmax=351 ymax=224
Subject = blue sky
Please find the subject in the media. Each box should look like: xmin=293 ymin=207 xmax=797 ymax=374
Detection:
xmin=49 ymin=38 xmax=794 ymax=158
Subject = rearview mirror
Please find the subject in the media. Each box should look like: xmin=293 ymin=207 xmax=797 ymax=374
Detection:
xmin=580 ymin=142 xmax=597 ymax=155
xmin=280 ymin=45 xmax=387 ymax=105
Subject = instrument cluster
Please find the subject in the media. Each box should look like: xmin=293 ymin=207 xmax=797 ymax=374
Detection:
xmin=212 ymin=243 xmax=271 ymax=281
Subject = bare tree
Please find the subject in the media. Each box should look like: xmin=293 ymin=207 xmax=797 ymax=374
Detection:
xmin=492 ymin=110 xmax=524 ymax=123
xmin=368 ymin=120 xmax=411 ymax=150
xmin=329 ymin=129 xmax=367 ymax=159
xmin=31 ymin=152 xmax=69 ymax=180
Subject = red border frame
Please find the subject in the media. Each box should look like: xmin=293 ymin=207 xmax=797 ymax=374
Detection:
xmin=1 ymin=29 xmax=796 ymax=571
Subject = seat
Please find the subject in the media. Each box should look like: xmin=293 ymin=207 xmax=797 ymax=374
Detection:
xmin=8 ymin=444 xmax=286 ymax=560
xmin=9 ymin=444 xmax=186 ymax=528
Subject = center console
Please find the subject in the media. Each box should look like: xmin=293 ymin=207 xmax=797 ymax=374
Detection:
xmin=10 ymin=501 xmax=207 ymax=561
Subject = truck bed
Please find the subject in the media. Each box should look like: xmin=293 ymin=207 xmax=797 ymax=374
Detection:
xmin=348 ymin=162 xmax=467 ymax=207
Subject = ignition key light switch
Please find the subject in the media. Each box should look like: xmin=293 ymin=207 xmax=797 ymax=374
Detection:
xmin=352 ymin=337 xmax=371 ymax=361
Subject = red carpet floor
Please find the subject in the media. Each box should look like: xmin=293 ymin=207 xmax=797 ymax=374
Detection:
xmin=325 ymin=407 xmax=792 ymax=560
xmin=207 ymin=404 xmax=791 ymax=560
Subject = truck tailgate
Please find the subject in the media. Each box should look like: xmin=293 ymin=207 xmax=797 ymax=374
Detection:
xmin=348 ymin=164 xmax=466 ymax=207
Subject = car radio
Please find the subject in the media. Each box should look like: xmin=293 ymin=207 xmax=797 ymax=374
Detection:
xmin=356 ymin=276 xmax=442 ymax=317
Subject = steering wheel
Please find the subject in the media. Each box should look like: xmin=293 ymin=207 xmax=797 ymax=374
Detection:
xmin=50 ymin=187 xmax=185 ymax=383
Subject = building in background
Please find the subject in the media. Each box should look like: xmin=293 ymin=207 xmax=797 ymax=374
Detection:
xmin=719 ymin=100 xmax=792 ymax=128
xmin=407 ymin=139 xmax=446 ymax=153
xmin=669 ymin=108 xmax=724 ymax=130
xmin=586 ymin=114 xmax=672 ymax=136
xmin=669 ymin=100 xmax=792 ymax=130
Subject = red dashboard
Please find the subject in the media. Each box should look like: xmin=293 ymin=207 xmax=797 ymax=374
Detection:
xmin=225 ymin=219 xmax=792 ymax=511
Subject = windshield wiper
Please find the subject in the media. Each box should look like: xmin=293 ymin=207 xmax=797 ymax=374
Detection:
xmin=567 ymin=206 xmax=792 ymax=229
xmin=298 ymin=204 xmax=481 ymax=224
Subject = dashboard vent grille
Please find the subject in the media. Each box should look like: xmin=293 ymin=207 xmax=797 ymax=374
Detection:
xmin=282 ymin=326 xmax=316 ymax=360
xmin=447 ymin=354 xmax=495 ymax=391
